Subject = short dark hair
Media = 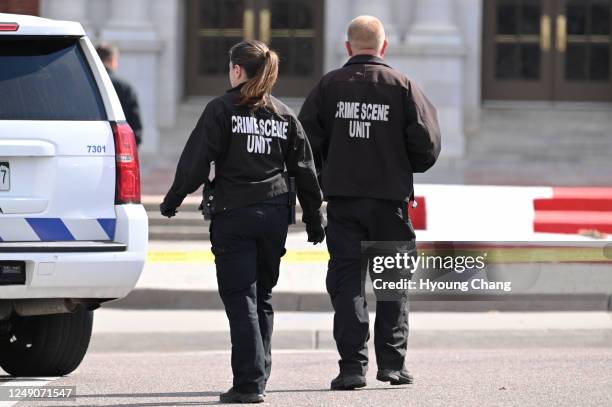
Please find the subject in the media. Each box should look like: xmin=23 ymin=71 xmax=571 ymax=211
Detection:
xmin=95 ymin=43 xmax=118 ymax=63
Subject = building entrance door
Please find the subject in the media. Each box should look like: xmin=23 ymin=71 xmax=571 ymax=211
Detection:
xmin=483 ymin=0 xmax=612 ymax=101
xmin=185 ymin=0 xmax=323 ymax=96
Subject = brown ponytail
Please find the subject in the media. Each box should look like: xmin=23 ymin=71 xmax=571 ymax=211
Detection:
xmin=229 ymin=40 xmax=279 ymax=112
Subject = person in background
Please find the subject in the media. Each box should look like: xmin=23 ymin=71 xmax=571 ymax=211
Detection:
xmin=96 ymin=43 xmax=143 ymax=147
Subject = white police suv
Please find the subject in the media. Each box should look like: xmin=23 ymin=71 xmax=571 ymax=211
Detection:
xmin=0 ymin=14 xmax=148 ymax=376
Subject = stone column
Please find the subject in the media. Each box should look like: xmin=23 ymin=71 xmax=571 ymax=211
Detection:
xmin=42 ymin=0 xmax=91 ymax=35
xmin=408 ymin=0 xmax=463 ymax=47
xmin=325 ymin=0 xmax=352 ymax=71
xmin=106 ymin=0 xmax=151 ymax=29
xmin=100 ymin=0 xmax=161 ymax=155
xmin=333 ymin=0 xmax=399 ymax=71
xmin=353 ymin=0 xmax=398 ymax=43
xmin=387 ymin=0 xmax=466 ymax=157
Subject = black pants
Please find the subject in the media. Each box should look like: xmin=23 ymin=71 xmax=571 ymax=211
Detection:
xmin=210 ymin=197 xmax=289 ymax=394
xmin=325 ymin=197 xmax=415 ymax=376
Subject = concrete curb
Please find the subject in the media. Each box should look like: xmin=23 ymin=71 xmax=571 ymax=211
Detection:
xmin=104 ymin=289 xmax=612 ymax=312
xmin=88 ymin=329 xmax=612 ymax=353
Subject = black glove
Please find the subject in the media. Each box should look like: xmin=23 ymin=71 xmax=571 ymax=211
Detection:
xmin=160 ymin=201 xmax=177 ymax=218
xmin=306 ymin=222 xmax=325 ymax=245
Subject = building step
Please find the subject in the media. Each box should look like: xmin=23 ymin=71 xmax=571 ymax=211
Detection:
xmin=142 ymin=196 xmax=305 ymax=215
xmin=144 ymin=202 xmax=202 ymax=214
xmin=148 ymin=213 xmax=207 ymax=227
xmin=534 ymin=210 xmax=612 ymax=234
xmin=473 ymin=106 xmax=612 ymax=160
xmin=534 ymin=198 xmax=612 ymax=212
xmin=149 ymin=225 xmax=210 ymax=241
xmin=144 ymin=195 xmax=308 ymax=241
xmin=148 ymin=223 xmax=307 ymax=241
xmin=533 ymin=187 xmax=612 ymax=235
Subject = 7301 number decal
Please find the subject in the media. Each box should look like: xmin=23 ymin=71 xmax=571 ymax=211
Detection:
xmin=0 ymin=162 xmax=9 ymax=191
xmin=87 ymin=145 xmax=106 ymax=154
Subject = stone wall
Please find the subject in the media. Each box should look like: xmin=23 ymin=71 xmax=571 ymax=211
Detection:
xmin=34 ymin=0 xmax=484 ymax=157
xmin=0 ymin=0 xmax=39 ymax=15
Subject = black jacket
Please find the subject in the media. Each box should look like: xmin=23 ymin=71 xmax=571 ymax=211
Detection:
xmin=163 ymin=84 xmax=323 ymax=225
xmin=298 ymin=54 xmax=441 ymax=202
xmin=109 ymin=72 xmax=143 ymax=146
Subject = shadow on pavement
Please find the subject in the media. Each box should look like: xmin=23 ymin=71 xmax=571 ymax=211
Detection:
xmin=69 ymin=392 xmax=225 ymax=407
xmin=75 ymin=391 xmax=221 ymax=398
xmin=268 ymin=386 xmax=411 ymax=393
xmin=70 ymin=402 xmax=219 ymax=407
xmin=0 ymin=375 xmax=51 ymax=381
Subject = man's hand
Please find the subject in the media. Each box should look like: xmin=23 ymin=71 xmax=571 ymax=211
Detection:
xmin=306 ymin=222 xmax=325 ymax=245
xmin=159 ymin=202 xmax=178 ymax=218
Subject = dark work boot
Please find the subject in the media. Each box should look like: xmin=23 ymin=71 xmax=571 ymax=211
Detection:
xmin=376 ymin=368 xmax=414 ymax=385
xmin=219 ymin=387 xmax=264 ymax=403
xmin=330 ymin=372 xmax=367 ymax=390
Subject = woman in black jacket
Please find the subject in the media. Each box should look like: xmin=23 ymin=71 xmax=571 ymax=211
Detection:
xmin=160 ymin=40 xmax=324 ymax=403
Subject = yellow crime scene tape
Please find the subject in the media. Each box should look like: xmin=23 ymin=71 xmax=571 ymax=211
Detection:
xmin=147 ymin=245 xmax=611 ymax=264
xmin=417 ymin=246 xmax=612 ymax=264
xmin=147 ymin=250 xmax=330 ymax=263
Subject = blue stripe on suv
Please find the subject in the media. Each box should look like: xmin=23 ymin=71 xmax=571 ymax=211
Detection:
xmin=26 ymin=218 xmax=76 ymax=241
xmin=97 ymin=218 xmax=116 ymax=240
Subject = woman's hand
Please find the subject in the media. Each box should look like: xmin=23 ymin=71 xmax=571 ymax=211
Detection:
xmin=306 ymin=222 xmax=325 ymax=245
xmin=159 ymin=201 xmax=178 ymax=218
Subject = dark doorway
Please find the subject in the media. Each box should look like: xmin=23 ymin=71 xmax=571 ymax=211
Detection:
xmin=0 ymin=0 xmax=39 ymax=15
xmin=483 ymin=0 xmax=612 ymax=102
xmin=185 ymin=0 xmax=323 ymax=96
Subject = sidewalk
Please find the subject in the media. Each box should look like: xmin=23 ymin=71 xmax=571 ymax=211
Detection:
xmin=94 ymin=310 xmax=612 ymax=333
xmin=136 ymin=138 xmax=612 ymax=313
xmin=107 ymin=236 xmax=612 ymax=312
xmin=139 ymin=154 xmax=612 ymax=197
xmin=89 ymin=309 xmax=612 ymax=353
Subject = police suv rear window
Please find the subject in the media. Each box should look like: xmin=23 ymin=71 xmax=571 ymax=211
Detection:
xmin=0 ymin=37 xmax=105 ymax=120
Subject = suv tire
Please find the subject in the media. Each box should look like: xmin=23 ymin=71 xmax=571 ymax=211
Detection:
xmin=0 ymin=308 xmax=93 ymax=376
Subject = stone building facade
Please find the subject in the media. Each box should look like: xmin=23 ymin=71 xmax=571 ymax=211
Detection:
xmin=2 ymin=0 xmax=611 ymax=168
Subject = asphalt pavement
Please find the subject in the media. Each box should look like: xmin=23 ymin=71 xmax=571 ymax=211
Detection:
xmin=2 ymin=310 xmax=611 ymax=406
xmin=5 ymin=349 xmax=612 ymax=407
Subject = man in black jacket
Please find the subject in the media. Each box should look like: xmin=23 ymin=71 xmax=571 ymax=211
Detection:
xmin=299 ymin=15 xmax=441 ymax=390
xmin=96 ymin=43 xmax=143 ymax=147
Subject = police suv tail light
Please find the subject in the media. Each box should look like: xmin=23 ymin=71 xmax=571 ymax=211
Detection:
xmin=112 ymin=122 xmax=141 ymax=204
xmin=0 ymin=23 xmax=19 ymax=31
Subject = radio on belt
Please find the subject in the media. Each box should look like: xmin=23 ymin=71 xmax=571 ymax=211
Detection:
xmin=199 ymin=181 xmax=216 ymax=220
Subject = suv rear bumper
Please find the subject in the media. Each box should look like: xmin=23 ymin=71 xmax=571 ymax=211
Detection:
xmin=0 ymin=241 xmax=127 ymax=252
xmin=0 ymin=204 xmax=147 ymax=299
xmin=0 ymin=251 xmax=144 ymax=299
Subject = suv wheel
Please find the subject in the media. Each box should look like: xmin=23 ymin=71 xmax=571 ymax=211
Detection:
xmin=0 ymin=308 xmax=93 ymax=376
